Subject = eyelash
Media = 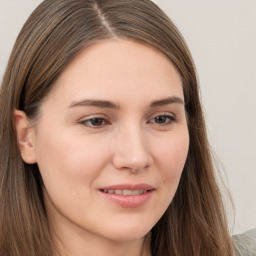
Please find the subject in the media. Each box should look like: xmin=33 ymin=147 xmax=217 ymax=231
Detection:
xmin=79 ymin=117 xmax=109 ymax=128
xmin=148 ymin=115 xmax=176 ymax=125
xmin=79 ymin=114 xmax=176 ymax=129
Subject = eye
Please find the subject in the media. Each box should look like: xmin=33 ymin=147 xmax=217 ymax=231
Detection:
xmin=149 ymin=115 xmax=176 ymax=125
xmin=79 ymin=117 xmax=108 ymax=128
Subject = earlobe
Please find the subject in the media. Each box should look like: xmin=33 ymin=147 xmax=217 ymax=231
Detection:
xmin=14 ymin=110 xmax=37 ymax=164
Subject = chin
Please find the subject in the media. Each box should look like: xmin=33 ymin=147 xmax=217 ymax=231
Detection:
xmin=100 ymin=221 xmax=153 ymax=242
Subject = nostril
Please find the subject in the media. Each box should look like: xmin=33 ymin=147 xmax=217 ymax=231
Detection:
xmin=112 ymin=156 xmax=152 ymax=173
xmin=111 ymin=135 xmax=153 ymax=171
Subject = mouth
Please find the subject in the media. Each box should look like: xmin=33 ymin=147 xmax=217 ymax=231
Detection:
xmin=99 ymin=184 xmax=154 ymax=208
xmin=100 ymin=189 xmax=149 ymax=195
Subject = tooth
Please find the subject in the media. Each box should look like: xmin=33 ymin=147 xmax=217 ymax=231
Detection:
xmin=123 ymin=190 xmax=132 ymax=195
xmin=132 ymin=190 xmax=140 ymax=195
xmin=104 ymin=189 xmax=148 ymax=195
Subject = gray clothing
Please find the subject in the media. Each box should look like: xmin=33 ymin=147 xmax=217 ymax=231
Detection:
xmin=233 ymin=229 xmax=256 ymax=255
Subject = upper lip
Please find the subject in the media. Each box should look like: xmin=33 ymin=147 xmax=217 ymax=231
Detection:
xmin=100 ymin=183 xmax=155 ymax=191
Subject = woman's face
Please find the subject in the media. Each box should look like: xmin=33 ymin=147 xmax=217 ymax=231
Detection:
xmin=23 ymin=39 xmax=189 ymax=243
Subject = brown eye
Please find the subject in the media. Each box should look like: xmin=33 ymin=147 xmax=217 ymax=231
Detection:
xmin=154 ymin=116 xmax=168 ymax=124
xmin=149 ymin=115 xmax=176 ymax=125
xmin=80 ymin=118 xmax=107 ymax=128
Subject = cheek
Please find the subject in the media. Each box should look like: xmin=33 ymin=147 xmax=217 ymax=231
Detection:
xmin=36 ymin=128 xmax=107 ymax=173
xmin=154 ymin=130 xmax=189 ymax=203
xmin=34 ymin=133 xmax=110 ymax=220
xmin=156 ymin=129 xmax=189 ymax=170
xmin=34 ymin=128 xmax=111 ymax=203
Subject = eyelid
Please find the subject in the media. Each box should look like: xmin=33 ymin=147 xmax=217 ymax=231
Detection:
xmin=78 ymin=115 xmax=110 ymax=128
xmin=147 ymin=113 xmax=177 ymax=126
xmin=148 ymin=111 xmax=176 ymax=120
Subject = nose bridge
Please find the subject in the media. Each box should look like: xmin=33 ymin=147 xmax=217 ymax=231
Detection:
xmin=112 ymin=122 xmax=152 ymax=171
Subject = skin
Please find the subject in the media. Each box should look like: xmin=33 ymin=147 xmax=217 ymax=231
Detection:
xmin=15 ymin=39 xmax=189 ymax=256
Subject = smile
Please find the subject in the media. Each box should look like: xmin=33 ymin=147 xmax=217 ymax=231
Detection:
xmin=99 ymin=184 xmax=154 ymax=208
xmin=101 ymin=189 xmax=148 ymax=195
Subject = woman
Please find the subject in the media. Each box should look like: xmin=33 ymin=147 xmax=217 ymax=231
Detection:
xmin=0 ymin=0 xmax=253 ymax=255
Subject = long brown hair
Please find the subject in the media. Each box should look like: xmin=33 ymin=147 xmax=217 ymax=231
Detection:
xmin=0 ymin=0 xmax=234 ymax=255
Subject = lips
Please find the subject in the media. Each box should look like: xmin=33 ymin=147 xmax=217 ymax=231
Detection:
xmin=102 ymin=189 xmax=148 ymax=195
xmin=99 ymin=183 xmax=154 ymax=208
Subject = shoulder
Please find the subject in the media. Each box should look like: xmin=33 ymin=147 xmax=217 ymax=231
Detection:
xmin=233 ymin=229 xmax=256 ymax=256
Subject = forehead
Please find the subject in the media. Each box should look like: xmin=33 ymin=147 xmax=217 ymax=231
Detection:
xmin=47 ymin=39 xmax=184 ymax=106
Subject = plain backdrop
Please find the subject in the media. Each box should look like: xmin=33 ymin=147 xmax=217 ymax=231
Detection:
xmin=0 ymin=0 xmax=255 ymax=235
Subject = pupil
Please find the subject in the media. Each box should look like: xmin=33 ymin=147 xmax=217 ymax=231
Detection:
xmin=91 ymin=118 xmax=103 ymax=126
xmin=155 ymin=116 xmax=166 ymax=123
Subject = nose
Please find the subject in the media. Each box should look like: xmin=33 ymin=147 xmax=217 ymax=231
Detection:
xmin=112 ymin=125 xmax=153 ymax=173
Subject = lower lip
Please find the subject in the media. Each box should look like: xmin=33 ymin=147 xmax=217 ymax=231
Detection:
xmin=99 ymin=190 xmax=153 ymax=208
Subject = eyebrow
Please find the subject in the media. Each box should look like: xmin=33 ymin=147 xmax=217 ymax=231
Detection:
xmin=150 ymin=96 xmax=184 ymax=107
xmin=68 ymin=99 xmax=120 ymax=109
xmin=68 ymin=96 xmax=184 ymax=110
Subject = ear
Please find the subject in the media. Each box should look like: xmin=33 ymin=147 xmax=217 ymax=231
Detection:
xmin=14 ymin=110 xmax=37 ymax=164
